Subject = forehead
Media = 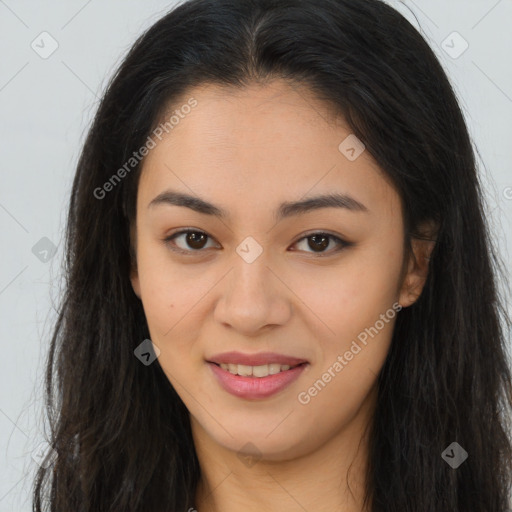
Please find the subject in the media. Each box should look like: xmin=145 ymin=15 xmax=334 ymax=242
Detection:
xmin=137 ymin=80 xmax=401 ymax=221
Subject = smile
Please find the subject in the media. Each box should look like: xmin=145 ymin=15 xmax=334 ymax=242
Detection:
xmin=207 ymin=361 xmax=308 ymax=399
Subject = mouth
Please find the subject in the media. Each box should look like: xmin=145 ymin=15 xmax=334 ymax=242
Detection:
xmin=206 ymin=358 xmax=309 ymax=399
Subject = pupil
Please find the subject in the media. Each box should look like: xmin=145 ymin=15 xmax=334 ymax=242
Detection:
xmin=309 ymin=235 xmax=328 ymax=252
xmin=187 ymin=232 xmax=206 ymax=249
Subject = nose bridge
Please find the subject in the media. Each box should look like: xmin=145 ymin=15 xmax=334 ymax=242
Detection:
xmin=229 ymin=239 xmax=275 ymax=304
xmin=214 ymin=237 xmax=291 ymax=332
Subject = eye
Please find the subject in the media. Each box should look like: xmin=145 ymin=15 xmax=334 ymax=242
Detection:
xmin=163 ymin=229 xmax=351 ymax=256
xmin=291 ymin=232 xmax=351 ymax=256
xmin=163 ymin=229 xmax=218 ymax=254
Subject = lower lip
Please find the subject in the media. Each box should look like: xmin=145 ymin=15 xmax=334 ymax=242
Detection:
xmin=207 ymin=362 xmax=307 ymax=400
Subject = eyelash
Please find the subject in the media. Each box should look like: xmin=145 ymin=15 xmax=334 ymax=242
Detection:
xmin=162 ymin=229 xmax=352 ymax=257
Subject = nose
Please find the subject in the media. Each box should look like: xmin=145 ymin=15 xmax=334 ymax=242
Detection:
xmin=213 ymin=250 xmax=292 ymax=336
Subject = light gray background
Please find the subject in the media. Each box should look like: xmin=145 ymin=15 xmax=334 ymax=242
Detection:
xmin=0 ymin=1 xmax=511 ymax=510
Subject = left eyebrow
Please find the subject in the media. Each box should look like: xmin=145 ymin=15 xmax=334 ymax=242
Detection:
xmin=147 ymin=190 xmax=370 ymax=221
xmin=277 ymin=193 xmax=369 ymax=218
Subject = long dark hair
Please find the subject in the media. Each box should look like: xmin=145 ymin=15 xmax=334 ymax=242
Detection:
xmin=32 ymin=0 xmax=512 ymax=510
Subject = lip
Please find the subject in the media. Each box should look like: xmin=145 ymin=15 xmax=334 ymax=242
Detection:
xmin=207 ymin=361 xmax=308 ymax=400
xmin=207 ymin=351 xmax=308 ymax=366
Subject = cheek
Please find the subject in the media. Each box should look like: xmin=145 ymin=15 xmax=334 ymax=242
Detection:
xmin=285 ymin=246 xmax=400 ymax=405
xmin=135 ymin=239 xmax=189 ymax=339
xmin=135 ymin=238 xmax=215 ymax=374
xmin=137 ymin=260 xmax=174 ymax=334
xmin=285 ymin=247 xmax=402 ymax=343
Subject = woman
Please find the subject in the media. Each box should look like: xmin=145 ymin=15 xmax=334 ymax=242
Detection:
xmin=32 ymin=0 xmax=512 ymax=510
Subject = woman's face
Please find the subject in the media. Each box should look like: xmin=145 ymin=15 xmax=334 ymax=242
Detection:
xmin=130 ymin=80 xmax=430 ymax=461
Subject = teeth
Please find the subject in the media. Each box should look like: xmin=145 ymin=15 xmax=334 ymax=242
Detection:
xmin=268 ymin=363 xmax=282 ymax=375
xmin=218 ymin=363 xmax=296 ymax=377
xmin=238 ymin=364 xmax=252 ymax=377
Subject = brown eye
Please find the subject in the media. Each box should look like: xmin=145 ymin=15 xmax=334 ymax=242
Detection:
xmin=183 ymin=232 xmax=208 ymax=250
xmin=164 ymin=230 xmax=217 ymax=253
xmin=292 ymin=232 xmax=350 ymax=256
xmin=307 ymin=234 xmax=329 ymax=252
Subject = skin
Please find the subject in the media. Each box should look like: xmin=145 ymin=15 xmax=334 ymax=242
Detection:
xmin=129 ymin=79 xmax=436 ymax=512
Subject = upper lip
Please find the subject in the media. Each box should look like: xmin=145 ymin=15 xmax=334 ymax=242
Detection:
xmin=207 ymin=351 xmax=308 ymax=367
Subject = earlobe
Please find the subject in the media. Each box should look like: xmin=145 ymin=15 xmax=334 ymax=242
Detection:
xmin=398 ymin=220 xmax=438 ymax=308
xmin=130 ymin=268 xmax=141 ymax=299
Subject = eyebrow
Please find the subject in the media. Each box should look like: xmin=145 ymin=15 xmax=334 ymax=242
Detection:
xmin=148 ymin=189 xmax=369 ymax=220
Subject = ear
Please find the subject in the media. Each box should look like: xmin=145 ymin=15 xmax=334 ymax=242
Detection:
xmin=129 ymin=224 xmax=141 ymax=299
xmin=130 ymin=267 xmax=141 ymax=300
xmin=398 ymin=219 xmax=438 ymax=308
